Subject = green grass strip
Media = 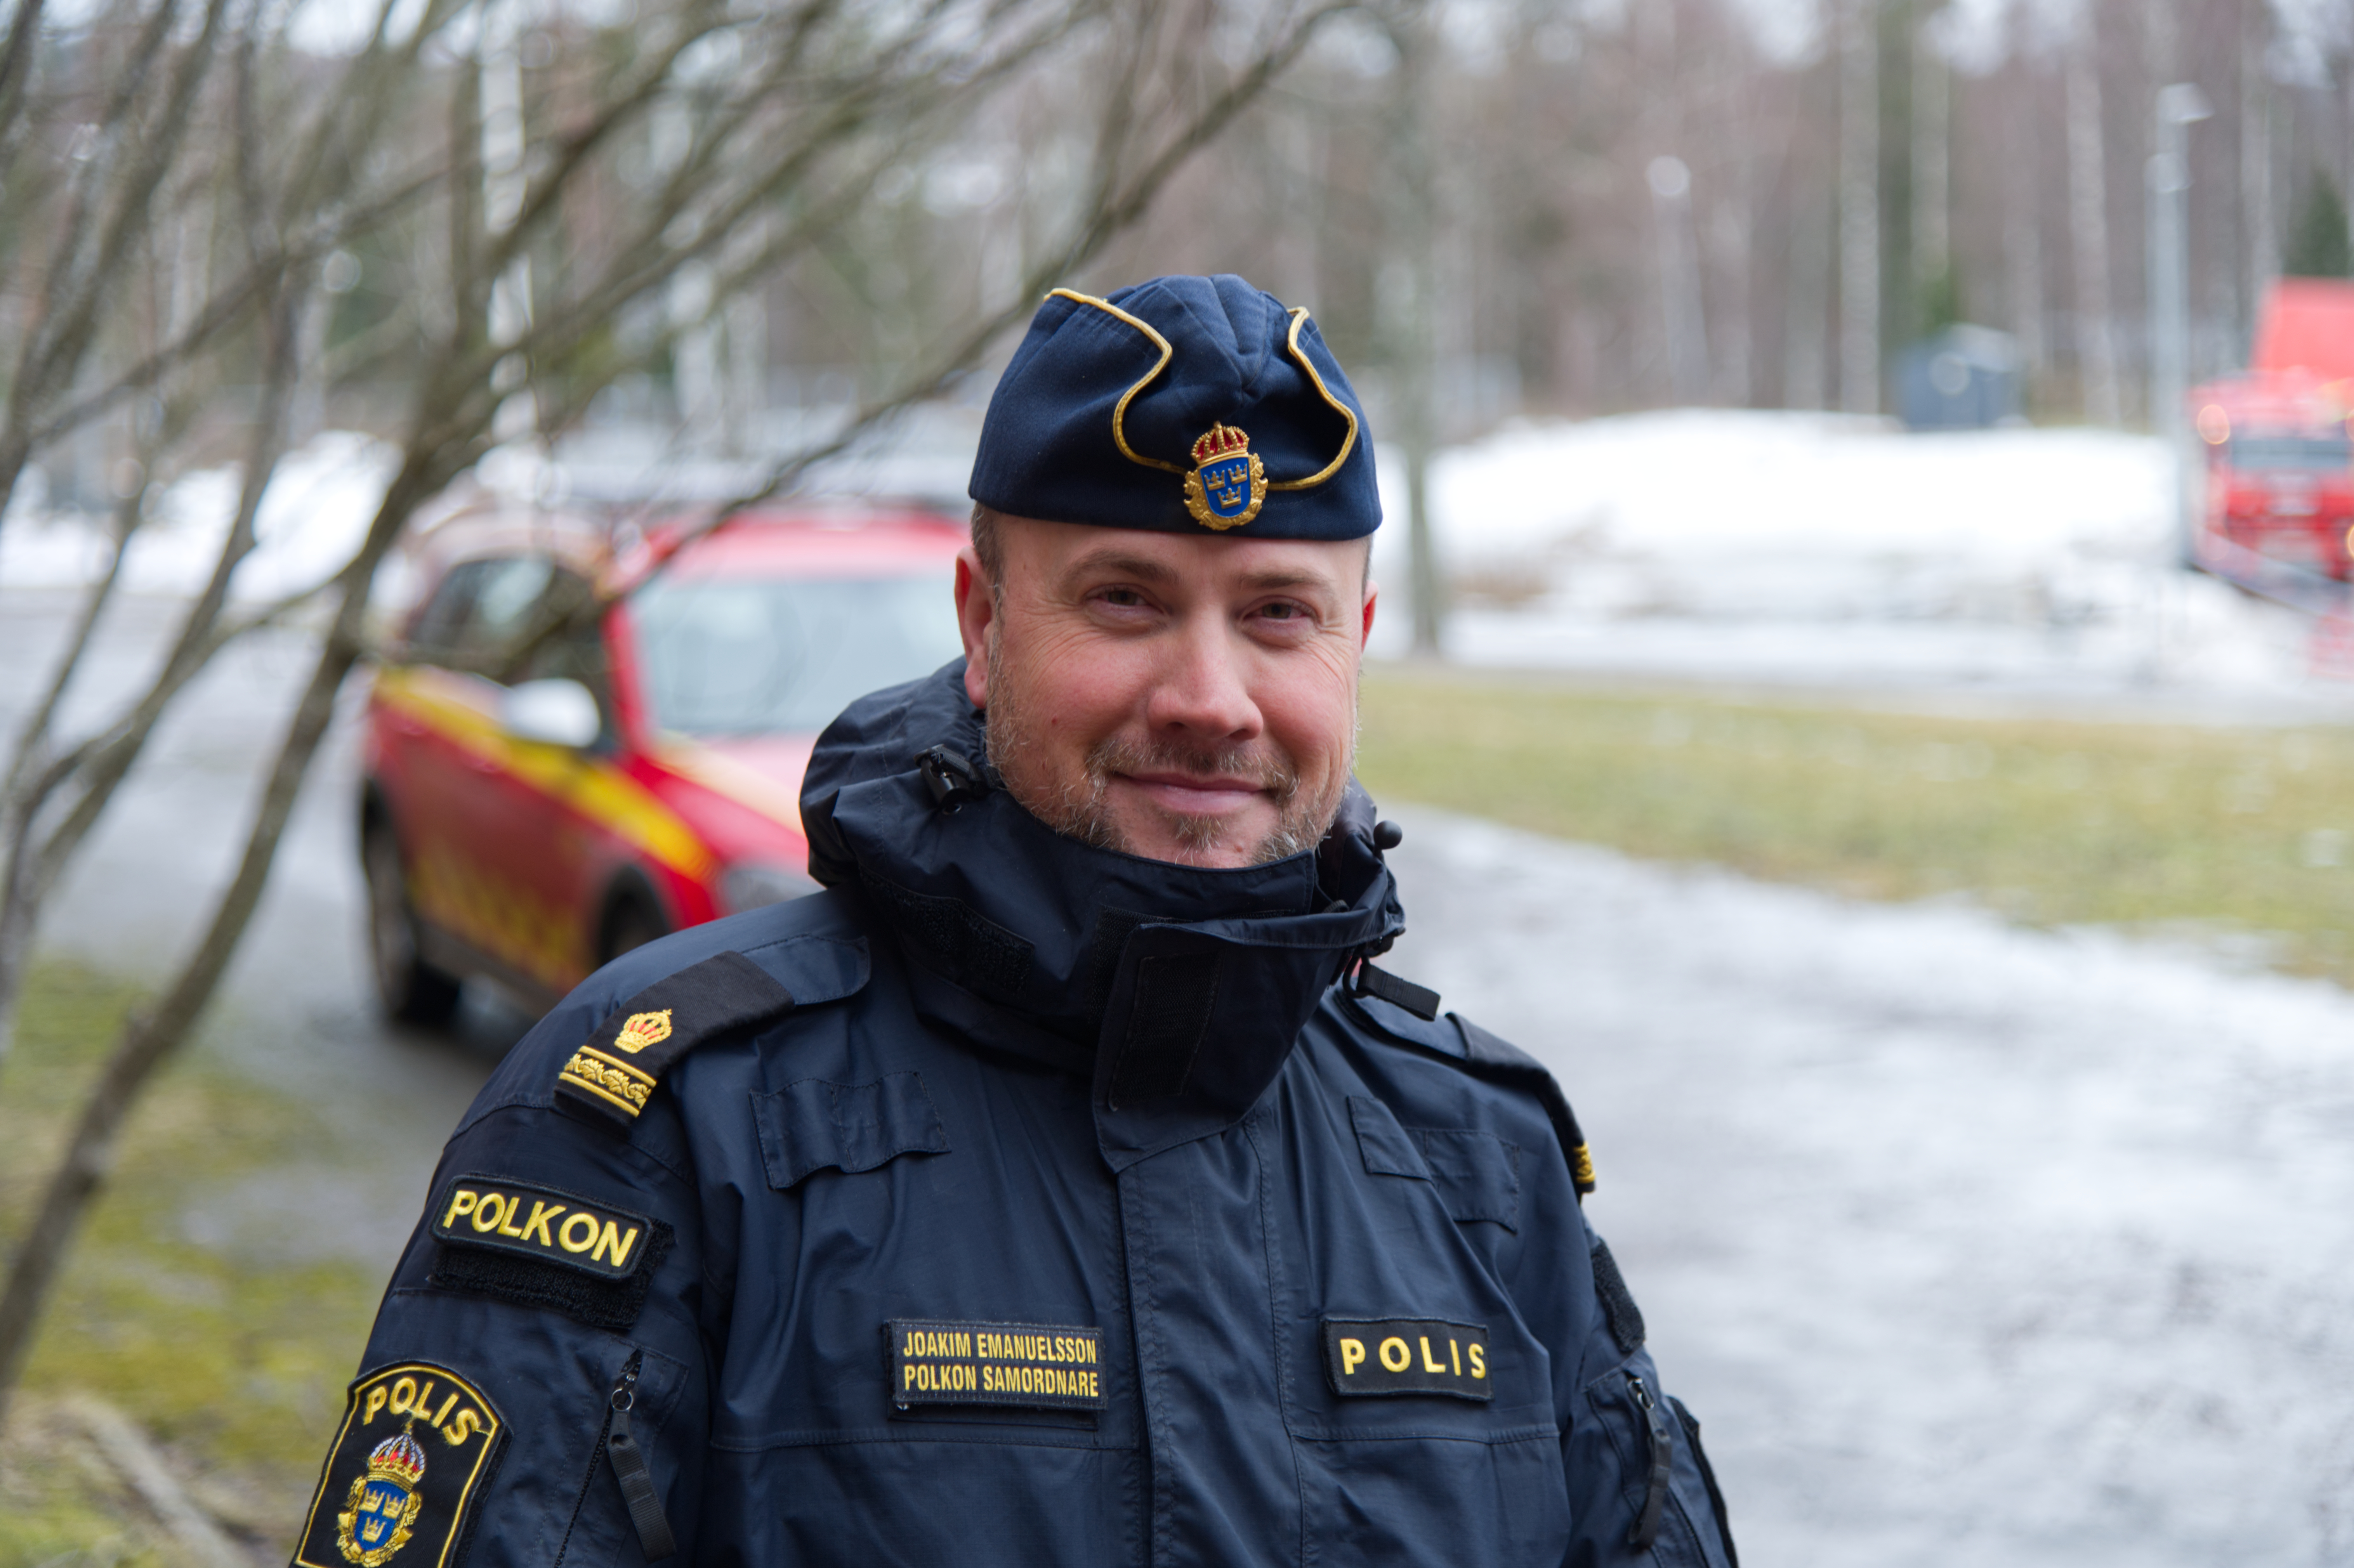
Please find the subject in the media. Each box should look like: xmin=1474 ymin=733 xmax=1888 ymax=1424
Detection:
xmin=0 ymin=963 xmax=378 ymax=1565
xmin=1358 ymin=670 xmax=2354 ymax=983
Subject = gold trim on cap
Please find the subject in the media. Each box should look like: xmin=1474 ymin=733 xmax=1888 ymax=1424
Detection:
xmin=1265 ymin=306 xmax=1358 ymax=491
xmin=1046 ymin=288 xmax=1357 ymax=491
xmin=1048 ymin=288 xmax=1185 ymax=475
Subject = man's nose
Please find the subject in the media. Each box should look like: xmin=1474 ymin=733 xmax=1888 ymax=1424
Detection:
xmin=1145 ymin=612 xmax=1262 ymax=741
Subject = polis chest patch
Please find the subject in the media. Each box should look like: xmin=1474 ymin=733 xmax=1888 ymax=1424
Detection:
xmin=889 ymin=1319 xmax=1105 ymax=1412
xmin=293 ymin=1362 xmax=504 ymax=1568
xmin=1323 ymin=1317 xmax=1492 ymax=1401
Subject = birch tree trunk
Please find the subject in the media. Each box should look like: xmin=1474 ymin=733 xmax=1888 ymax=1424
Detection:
xmin=1839 ymin=0 xmax=1881 ymax=415
xmin=1913 ymin=13 xmax=1950 ymax=314
xmin=2068 ymin=42 xmax=2122 ymax=425
xmin=2243 ymin=0 xmax=2274 ymax=343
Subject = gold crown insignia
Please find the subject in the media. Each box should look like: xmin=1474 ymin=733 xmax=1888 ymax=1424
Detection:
xmin=1182 ymin=422 xmax=1265 ymax=531
xmin=366 ymin=1431 xmax=429 ymax=1488
xmin=613 ymin=1009 xmax=673 ymax=1054
xmin=1190 ymin=422 xmax=1252 ymax=465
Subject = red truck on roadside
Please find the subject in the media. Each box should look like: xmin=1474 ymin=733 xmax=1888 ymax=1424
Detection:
xmin=2191 ymin=278 xmax=2354 ymax=580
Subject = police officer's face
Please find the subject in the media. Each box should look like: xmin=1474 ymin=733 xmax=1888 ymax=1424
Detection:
xmin=955 ymin=515 xmax=1376 ymax=869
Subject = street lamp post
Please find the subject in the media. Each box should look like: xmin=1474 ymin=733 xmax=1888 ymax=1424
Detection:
xmin=2149 ymin=82 xmax=2212 ymax=567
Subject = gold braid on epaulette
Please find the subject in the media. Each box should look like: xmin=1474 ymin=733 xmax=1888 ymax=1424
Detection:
xmin=563 ymin=1048 xmax=654 ymax=1117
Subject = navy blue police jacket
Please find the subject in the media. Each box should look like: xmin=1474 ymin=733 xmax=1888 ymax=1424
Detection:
xmin=296 ymin=664 xmax=1735 ymax=1568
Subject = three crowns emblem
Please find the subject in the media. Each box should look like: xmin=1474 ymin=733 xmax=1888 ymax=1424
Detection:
xmin=337 ymin=1428 xmax=427 ymax=1565
xmin=1183 ymin=423 xmax=1265 ymax=531
xmin=613 ymin=1010 xmax=674 ymax=1053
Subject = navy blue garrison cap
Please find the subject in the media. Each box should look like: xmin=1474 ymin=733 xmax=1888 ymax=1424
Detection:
xmin=969 ymin=274 xmax=1379 ymax=540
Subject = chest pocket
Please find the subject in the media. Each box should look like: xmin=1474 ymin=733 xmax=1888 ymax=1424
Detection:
xmin=754 ymin=1071 xmax=950 ymax=1188
xmin=1348 ymin=1095 xmax=1521 ymax=1231
xmin=1280 ymin=1100 xmax=1567 ymax=1566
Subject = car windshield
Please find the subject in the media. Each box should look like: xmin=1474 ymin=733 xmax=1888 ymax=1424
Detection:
xmin=2229 ymin=435 xmax=2351 ymax=470
xmin=631 ymin=571 xmax=963 ymax=736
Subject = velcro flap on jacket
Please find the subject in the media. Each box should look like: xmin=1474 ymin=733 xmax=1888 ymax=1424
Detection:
xmin=1349 ymin=1096 xmax=1521 ymax=1231
xmin=1417 ymin=1129 xmax=1521 ymax=1231
xmin=755 ymin=1071 xmax=950 ymax=1188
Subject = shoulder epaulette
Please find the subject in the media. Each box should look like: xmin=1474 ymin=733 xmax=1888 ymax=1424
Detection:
xmin=556 ymin=951 xmax=795 ymax=1129
xmin=1450 ymin=1013 xmax=1597 ymax=1200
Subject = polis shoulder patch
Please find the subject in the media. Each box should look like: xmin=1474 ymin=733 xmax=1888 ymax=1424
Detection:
xmin=556 ymin=950 xmax=795 ymax=1129
xmin=293 ymin=1362 xmax=504 ymax=1568
xmin=426 ymin=1174 xmax=671 ymax=1331
xmin=1323 ymin=1317 xmax=1492 ymax=1402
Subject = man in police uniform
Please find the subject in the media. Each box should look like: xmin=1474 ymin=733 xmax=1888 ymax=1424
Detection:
xmin=292 ymin=274 xmax=1737 ymax=1567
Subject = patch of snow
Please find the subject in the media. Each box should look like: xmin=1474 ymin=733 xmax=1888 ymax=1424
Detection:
xmin=1386 ymin=807 xmax=2354 ymax=1566
xmin=0 ymin=430 xmax=399 ymax=602
xmin=1370 ymin=409 xmax=2351 ymax=704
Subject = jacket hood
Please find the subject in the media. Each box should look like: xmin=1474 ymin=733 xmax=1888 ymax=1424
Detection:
xmin=800 ymin=661 xmax=1406 ymax=1169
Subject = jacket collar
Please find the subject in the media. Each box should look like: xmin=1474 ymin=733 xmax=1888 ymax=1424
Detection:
xmin=802 ymin=663 xmax=1405 ymax=1169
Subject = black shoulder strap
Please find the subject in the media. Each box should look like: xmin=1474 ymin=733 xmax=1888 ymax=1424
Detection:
xmin=556 ymin=951 xmax=795 ymax=1130
xmin=1449 ymin=1013 xmax=1597 ymax=1200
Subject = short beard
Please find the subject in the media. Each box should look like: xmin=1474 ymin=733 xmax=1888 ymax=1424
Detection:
xmin=983 ymin=635 xmax=1343 ymax=868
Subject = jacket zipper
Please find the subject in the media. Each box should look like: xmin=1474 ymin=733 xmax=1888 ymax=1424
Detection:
xmin=608 ymin=1351 xmax=678 ymax=1560
xmin=552 ymin=1351 xmax=675 ymax=1565
xmin=1627 ymin=1372 xmax=1675 ymax=1552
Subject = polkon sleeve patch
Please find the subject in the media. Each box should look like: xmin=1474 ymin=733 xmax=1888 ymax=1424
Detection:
xmin=424 ymin=1175 xmax=672 ymax=1332
xmin=293 ymin=1362 xmax=505 ymax=1568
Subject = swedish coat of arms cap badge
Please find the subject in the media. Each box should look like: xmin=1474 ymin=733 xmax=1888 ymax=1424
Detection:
xmin=1183 ymin=422 xmax=1265 ymax=530
xmin=613 ymin=1009 xmax=673 ymax=1053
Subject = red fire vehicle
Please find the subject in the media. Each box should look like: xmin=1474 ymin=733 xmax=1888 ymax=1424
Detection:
xmin=359 ymin=500 xmax=967 ymax=1023
xmin=2191 ymin=279 xmax=2354 ymax=579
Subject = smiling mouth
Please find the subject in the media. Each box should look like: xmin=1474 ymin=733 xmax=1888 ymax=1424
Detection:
xmin=1114 ymin=772 xmax=1269 ymax=814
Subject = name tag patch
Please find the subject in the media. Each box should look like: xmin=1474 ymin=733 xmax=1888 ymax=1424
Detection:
xmin=889 ymin=1319 xmax=1105 ymax=1412
xmin=431 ymin=1175 xmax=652 ymax=1280
xmin=1323 ymin=1317 xmax=1492 ymax=1401
xmin=292 ymin=1362 xmax=505 ymax=1568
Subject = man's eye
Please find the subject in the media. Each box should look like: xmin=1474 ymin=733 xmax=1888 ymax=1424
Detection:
xmin=1098 ymin=588 xmax=1147 ymax=607
xmin=1259 ymin=601 xmax=1307 ymax=621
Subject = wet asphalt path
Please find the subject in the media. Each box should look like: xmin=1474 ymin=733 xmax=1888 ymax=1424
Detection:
xmin=0 ymin=588 xmax=514 ymax=1272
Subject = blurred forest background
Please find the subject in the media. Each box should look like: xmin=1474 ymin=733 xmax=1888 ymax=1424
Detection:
xmin=23 ymin=0 xmax=2354 ymax=517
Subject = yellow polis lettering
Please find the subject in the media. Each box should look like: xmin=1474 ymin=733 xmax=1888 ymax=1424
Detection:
xmin=442 ymin=1189 xmax=479 ymax=1227
xmin=559 ymin=1211 xmax=602 ymax=1252
xmin=1339 ymin=1338 xmax=1367 ymax=1376
xmin=496 ymin=1199 xmax=529 ymax=1240
xmin=521 ymin=1200 xmax=564 ymax=1246
xmin=1378 ymin=1338 xmax=1410 ymax=1374
xmin=442 ymin=1408 xmax=481 ymax=1446
xmin=388 ymin=1376 xmax=418 ymax=1416
xmin=1469 ymin=1344 xmax=1487 ymax=1379
xmin=362 ymin=1387 xmax=389 ymax=1424
xmin=410 ymin=1379 xmax=439 ymax=1417
xmin=1420 ymin=1337 xmax=1447 ymax=1375
xmin=470 ymin=1193 xmax=505 ymax=1233
xmin=432 ymin=1392 xmax=461 ymax=1429
xmin=1450 ymin=1339 xmax=1462 ymax=1377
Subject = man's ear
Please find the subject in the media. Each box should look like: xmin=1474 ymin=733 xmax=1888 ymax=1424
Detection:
xmin=954 ymin=547 xmax=993 ymax=708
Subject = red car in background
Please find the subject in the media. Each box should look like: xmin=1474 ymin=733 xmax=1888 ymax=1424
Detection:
xmin=2191 ymin=278 xmax=2354 ymax=581
xmin=360 ymin=501 xmax=968 ymax=1023
xmin=2191 ymin=371 xmax=2354 ymax=579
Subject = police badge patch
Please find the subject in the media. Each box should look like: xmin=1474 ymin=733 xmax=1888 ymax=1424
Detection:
xmin=1182 ymin=423 xmax=1265 ymax=530
xmin=293 ymin=1363 xmax=505 ymax=1568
